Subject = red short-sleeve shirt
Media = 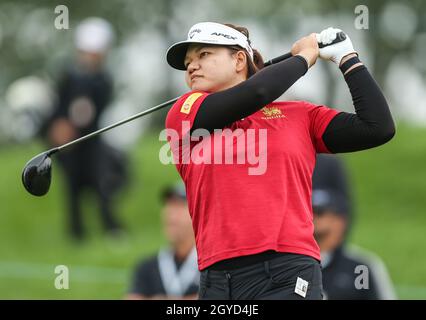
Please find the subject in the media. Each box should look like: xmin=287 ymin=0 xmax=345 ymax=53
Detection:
xmin=165 ymin=91 xmax=340 ymax=270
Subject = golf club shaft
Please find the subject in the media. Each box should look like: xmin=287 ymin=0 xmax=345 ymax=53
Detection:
xmin=50 ymin=96 xmax=180 ymax=155
xmin=48 ymin=52 xmax=294 ymax=156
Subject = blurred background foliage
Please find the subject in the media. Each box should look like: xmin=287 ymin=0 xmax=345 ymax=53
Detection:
xmin=0 ymin=0 xmax=425 ymax=299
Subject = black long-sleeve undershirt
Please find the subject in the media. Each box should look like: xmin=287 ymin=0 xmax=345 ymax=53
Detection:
xmin=191 ymin=55 xmax=308 ymax=132
xmin=322 ymin=66 xmax=395 ymax=153
xmin=191 ymin=58 xmax=395 ymax=153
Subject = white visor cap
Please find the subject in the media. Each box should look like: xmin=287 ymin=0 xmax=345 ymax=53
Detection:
xmin=166 ymin=22 xmax=254 ymax=70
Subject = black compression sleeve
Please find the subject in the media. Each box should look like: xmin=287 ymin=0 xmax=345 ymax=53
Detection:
xmin=322 ymin=66 xmax=395 ymax=153
xmin=191 ymin=55 xmax=308 ymax=133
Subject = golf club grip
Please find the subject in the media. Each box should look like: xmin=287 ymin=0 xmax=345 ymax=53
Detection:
xmin=264 ymin=52 xmax=292 ymax=67
xmin=318 ymin=31 xmax=346 ymax=48
xmin=264 ymin=31 xmax=346 ymax=66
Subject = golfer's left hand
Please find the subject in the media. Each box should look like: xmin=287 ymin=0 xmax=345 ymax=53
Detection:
xmin=316 ymin=27 xmax=357 ymax=66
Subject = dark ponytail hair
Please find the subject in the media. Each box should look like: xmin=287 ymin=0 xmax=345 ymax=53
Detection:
xmin=224 ymin=23 xmax=264 ymax=78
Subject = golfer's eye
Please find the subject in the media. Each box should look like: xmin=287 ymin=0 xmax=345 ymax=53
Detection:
xmin=199 ymin=51 xmax=210 ymax=58
xmin=184 ymin=59 xmax=192 ymax=69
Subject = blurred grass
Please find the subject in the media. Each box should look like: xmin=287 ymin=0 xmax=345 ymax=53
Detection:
xmin=0 ymin=128 xmax=180 ymax=299
xmin=0 ymin=123 xmax=425 ymax=299
xmin=343 ymin=122 xmax=426 ymax=298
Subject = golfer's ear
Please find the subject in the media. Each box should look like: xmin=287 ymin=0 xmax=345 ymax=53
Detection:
xmin=235 ymin=51 xmax=247 ymax=73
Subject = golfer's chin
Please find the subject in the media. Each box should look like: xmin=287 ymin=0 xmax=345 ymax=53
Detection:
xmin=190 ymin=79 xmax=214 ymax=92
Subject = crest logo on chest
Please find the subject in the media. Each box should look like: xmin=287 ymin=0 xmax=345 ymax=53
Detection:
xmin=261 ymin=106 xmax=286 ymax=120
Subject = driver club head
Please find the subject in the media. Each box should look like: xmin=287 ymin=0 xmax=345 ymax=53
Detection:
xmin=22 ymin=151 xmax=53 ymax=196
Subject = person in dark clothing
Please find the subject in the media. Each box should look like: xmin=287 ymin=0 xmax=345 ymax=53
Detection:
xmin=312 ymin=188 xmax=396 ymax=299
xmin=44 ymin=18 xmax=126 ymax=240
xmin=127 ymin=182 xmax=199 ymax=300
xmin=313 ymin=154 xmax=351 ymax=211
xmin=313 ymin=153 xmax=353 ymax=235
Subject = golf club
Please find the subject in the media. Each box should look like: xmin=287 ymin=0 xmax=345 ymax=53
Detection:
xmin=22 ymin=32 xmax=347 ymax=196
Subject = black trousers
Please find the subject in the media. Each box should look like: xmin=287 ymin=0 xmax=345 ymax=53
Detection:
xmin=199 ymin=253 xmax=323 ymax=300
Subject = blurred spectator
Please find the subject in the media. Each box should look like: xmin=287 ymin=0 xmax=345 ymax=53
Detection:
xmin=312 ymin=188 xmax=396 ymax=299
xmin=313 ymin=154 xmax=353 ymax=237
xmin=313 ymin=154 xmax=352 ymax=212
xmin=42 ymin=17 xmax=127 ymax=240
xmin=127 ymin=182 xmax=199 ymax=300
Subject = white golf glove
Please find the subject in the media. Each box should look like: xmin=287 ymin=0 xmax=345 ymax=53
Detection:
xmin=316 ymin=27 xmax=357 ymax=65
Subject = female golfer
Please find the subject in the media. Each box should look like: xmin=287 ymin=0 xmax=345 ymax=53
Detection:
xmin=165 ymin=22 xmax=395 ymax=300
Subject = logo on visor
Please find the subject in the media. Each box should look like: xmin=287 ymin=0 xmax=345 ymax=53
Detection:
xmin=211 ymin=32 xmax=237 ymax=40
xmin=189 ymin=29 xmax=201 ymax=39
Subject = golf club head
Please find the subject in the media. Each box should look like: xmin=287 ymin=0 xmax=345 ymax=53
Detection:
xmin=22 ymin=151 xmax=52 ymax=196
